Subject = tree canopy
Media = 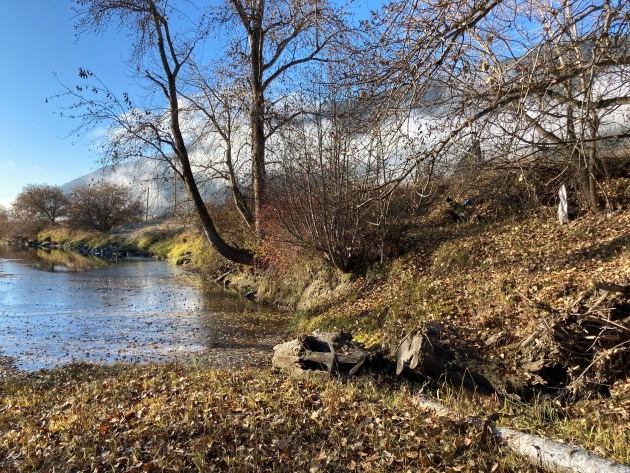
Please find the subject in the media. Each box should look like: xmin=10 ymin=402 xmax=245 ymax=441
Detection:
xmin=66 ymin=182 xmax=143 ymax=232
xmin=52 ymin=0 xmax=630 ymax=268
xmin=13 ymin=184 xmax=68 ymax=225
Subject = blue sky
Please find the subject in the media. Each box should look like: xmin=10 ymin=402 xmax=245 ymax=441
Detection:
xmin=0 ymin=1 xmax=133 ymax=206
xmin=0 ymin=1 xmax=379 ymax=208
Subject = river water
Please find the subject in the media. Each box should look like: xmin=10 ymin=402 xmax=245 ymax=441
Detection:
xmin=0 ymin=246 xmax=290 ymax=371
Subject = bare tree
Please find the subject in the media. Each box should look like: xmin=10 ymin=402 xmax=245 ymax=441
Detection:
xmin=13 ymin=184 xmax=68 ymax=225
xmin=511 ymin=0 xmax=630 ymax=210
xmin=209 ymin=0 xmax=348 ymax=239
xmin=66 ymin=182 xmax=143 ymax=231
xmin=61 ymin=0 xmax=255 ymax=264
xmin=271 ymin=70 xmax=418 ymax=272
xmin=182 ymin=71 xmax=255 ymax=228
xmin=0 ymin=206 xmax=11 ymax=239
xmin=362 ymin=0 xmax=630 ymax=211
xmin=59 ymin=0 xmax=348 ymax=264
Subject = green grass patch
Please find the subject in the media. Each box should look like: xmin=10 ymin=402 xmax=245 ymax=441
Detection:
xmin=37 ymin=223 xmax=216 ymax=268
xmin=431 ymin=241 xmax=472 ymax=278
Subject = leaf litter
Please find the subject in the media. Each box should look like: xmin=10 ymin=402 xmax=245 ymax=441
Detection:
xmin=1 ymin=363 xmax=544 ymax=472
xmin=3 ymin=189 xmax=630 ymax=470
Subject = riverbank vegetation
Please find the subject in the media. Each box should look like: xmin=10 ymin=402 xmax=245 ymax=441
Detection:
xmin=1 ymin=177 xmax=629 ymax=471
xmin=2 ymin=0 xmax=630 ymax=469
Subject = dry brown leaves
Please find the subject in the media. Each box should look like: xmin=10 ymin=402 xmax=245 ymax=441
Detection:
xmin=0 ymin=363 xmax=544 ymax=472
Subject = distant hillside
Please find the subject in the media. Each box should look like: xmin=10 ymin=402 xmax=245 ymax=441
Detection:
xmin=61 ymin=159 xmax=221 ymax=217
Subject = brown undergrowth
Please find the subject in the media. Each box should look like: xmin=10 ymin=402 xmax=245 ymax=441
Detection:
xmin=298 ymin=194 xmax=630 ymax=369
xmin=10 ymin=179 xmax=630 ymax=471
xmin=289 ymin=186 xmax=630 ymax=468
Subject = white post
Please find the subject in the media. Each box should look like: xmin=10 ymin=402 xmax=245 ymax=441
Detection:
xmin=558 ymin=184 xmax=569 ymax=225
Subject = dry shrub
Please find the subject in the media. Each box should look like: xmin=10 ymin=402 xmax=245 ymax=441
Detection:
xmin=203 ymin=200 xmax=256 ymax=252
xmin=267 ymin=176 xmax=421 ymax=274
xmin=66 ymin=183 xmax=144 ymax=232
xmin=258 ymin=203 xmax=304 ymax=276
xmin=424 ymin=158 xmax=594 ymax=226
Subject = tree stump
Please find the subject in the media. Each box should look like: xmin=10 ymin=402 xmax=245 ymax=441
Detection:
xmin=396 ymin=322 xmax=495 ymax=394
xmin=272 ymin=330 xmax=379 ymax=379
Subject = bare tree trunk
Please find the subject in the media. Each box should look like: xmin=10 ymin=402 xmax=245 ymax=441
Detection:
xmin=251 ymin=91 xmax=266 ymax=241
xmin=150 ymin=1 xmax=254 ymax=266
xmin=585 ymin=113 xmax=601 ymax=211
xmin=579 ymin=155 xmax=599 ymax=212
xmin=248 ymin=17 xmax=266 ymax=242
xmin=225 ymin=143 xmax=255 ymax=227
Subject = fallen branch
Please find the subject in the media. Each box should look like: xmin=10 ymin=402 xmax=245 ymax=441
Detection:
xmin=567 ymin=339 xmax=630 ymax=393
xmin=414 ymin=393 xmax=630 ymax=473
xmin=519 ymin=326 xmax=547 ymax=350
xmin=215 ymin=270 xmax=233 ymax=284
xmin=594 ymin=282 xmax=630 ymax=296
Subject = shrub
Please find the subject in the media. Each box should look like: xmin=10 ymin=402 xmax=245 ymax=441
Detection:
xmin=66 ymin=183 xmax=143 ymax=232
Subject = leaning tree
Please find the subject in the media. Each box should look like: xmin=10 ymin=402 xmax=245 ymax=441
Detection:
xmin=60 ymin=0 xmax=349 ymax=264
xmin=61 ymin=0 xmax=255 ymax=264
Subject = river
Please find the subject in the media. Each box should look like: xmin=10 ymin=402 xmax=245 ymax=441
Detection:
xmin=0 ymin=246 xmax=290 ymax=371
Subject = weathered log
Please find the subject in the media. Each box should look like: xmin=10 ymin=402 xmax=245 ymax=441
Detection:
xmin=414 ymin=393 xmax=630 ymax=473
xmin=594 ymin=281 xmax=630 ymax=296
xmin=272 ymin=338 xmax=329 ymax=379
xmin=272 ymin=330 xmax=376 ymax=378
xmin=396 ymin=323 xmax=495 ymax=394
xmin=274 ymin=327 xmax=494 ymax=393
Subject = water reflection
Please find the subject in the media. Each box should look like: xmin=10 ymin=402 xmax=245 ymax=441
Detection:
xmin=0 ymin=246 xmax=110 ymax=272
xmin=0 ymin=246 xmax=290 ymax=371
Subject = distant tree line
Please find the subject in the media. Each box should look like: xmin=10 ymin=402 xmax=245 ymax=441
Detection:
xmin=48 ymin=0 xmax=630 ymax=272
xmin=0 ymin=182 xmax=142 ymax=240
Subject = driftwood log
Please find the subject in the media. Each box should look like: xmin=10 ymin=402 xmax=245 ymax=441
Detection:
xmin=273 ymin=325 xmax=494 ymax=394
xmin=414 ymin=393 xmax=630 ymax=473
xmin=272 ymin=330 xmax=382 ymax=379
xmin=396 ymin=322 xmax=495 ymax=394
xmin=274 ymin=281 xmax=629 ymax=399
